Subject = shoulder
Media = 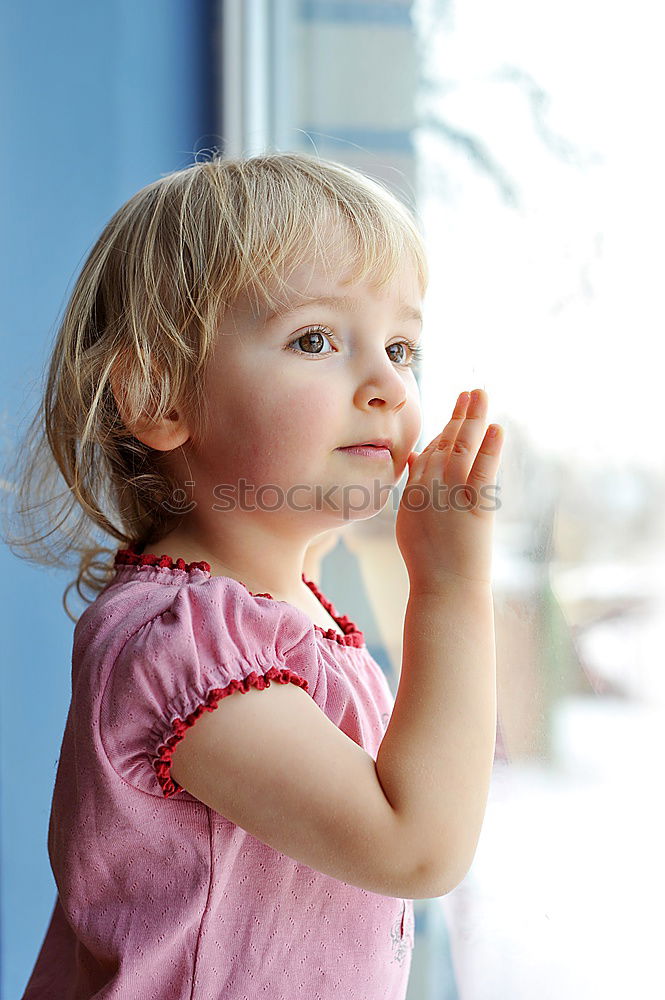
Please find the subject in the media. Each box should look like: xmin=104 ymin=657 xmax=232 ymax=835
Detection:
xmin=95 ymin=572 xmax=321 ymax=797
xmin=85 ymin=569 xmax=315 ymax=662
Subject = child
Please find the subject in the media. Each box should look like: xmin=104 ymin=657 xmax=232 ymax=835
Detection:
xmin=11 ymin=152 xmax=504 ymax=998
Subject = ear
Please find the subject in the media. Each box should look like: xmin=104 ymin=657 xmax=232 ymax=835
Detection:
xmin=109 ymin=362 xmax=191 ymax=452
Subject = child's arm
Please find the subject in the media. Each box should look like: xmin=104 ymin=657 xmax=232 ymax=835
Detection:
xmin=376 ymin=388 xmax=503 ymax=894
xmin=170 ymin=679 xmax=436 ymax=899
xmin=375 ymin=579 xmax=497 ymax=894
xmin=170 ymin=389 xmax=501 ymax=900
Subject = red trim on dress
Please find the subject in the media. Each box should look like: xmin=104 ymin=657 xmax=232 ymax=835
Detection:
xmin=114 ymin=544 xmax=365 ymax=647
xmin=302 ymin=576 xmax=365 ymax=648
xmin=154 ymin=666 xmax=309 ymax=797
xmin=115 ymin=547 xmax=211 ymax=574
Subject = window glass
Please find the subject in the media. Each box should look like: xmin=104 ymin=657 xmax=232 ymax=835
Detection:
xmin=267 ymin=2 xmax=665 ymax=995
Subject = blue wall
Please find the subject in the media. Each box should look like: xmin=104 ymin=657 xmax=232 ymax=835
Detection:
xmin=0 ymin=2 xmax=216 ymax=994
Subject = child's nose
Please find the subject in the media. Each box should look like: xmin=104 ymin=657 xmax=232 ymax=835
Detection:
xmin=356 ymin=356 xmax=408 ymax=409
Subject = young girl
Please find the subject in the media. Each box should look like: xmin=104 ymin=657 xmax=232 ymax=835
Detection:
xmin=11 ymin=152 xmax=503 ymax=998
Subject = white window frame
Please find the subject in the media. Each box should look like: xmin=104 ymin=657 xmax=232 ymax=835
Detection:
xmin=219 ymin=0 xmax=296 ymax=154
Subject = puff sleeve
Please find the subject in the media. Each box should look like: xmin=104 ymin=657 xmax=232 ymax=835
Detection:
xmin=99 ymin=577 xmax=320 ymax=798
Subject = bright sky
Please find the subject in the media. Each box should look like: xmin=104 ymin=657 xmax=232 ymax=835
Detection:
xmin=414 ymin=0 xmax=665 ymax=470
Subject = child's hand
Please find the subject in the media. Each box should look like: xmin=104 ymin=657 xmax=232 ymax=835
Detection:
xmin=395 ymin=389 xmax=504 ymax=590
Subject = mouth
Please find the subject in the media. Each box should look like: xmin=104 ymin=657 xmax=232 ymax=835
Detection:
xmin=336 ymin=440 xmax=393 ymax=460
xmin=338 ymin=438 xmax=393 ymax=453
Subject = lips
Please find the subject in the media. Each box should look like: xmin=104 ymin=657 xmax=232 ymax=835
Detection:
xmin=340 ymin=438 xmax=393 ymax=454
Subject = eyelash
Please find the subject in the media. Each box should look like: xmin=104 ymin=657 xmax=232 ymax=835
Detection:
xmin=287 ymin=324 xmax=424 ymax=369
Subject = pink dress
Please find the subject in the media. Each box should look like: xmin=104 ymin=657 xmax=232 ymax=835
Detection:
xmin=22 ymin=546 xmax=415 ymax=999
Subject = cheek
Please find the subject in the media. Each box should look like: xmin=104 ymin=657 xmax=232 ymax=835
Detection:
xmin=273 ymin=385 xmax=337 ymax=454
xmin=267 ymin=381 xmax=335 ymax=425
xmin=404 ymin=382 xmax=423 ymax=445
xmin=242 ymin=384 xmax=336 ymax=470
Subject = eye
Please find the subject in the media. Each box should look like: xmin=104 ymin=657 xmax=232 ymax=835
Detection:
xmin=286 ymin=326 xmax=424 ymax=369
xmin=287 ymin=325 xmax=335 ymax=358
xmin=388 ymin=340 xmax=424 ymax=368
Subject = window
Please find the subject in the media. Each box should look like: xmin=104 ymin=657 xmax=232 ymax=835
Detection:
xmin=228 ymin=1 xmax=665 ymax=994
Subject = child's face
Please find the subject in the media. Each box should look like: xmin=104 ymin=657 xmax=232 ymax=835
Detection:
xmin=194 ymin=236 xmax=423 ymax=527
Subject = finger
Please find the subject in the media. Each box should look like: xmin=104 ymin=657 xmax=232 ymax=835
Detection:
xmin=425 ymin=388 xmax=488 ymax=486
xmin=466 ymin=424 xmax=503 ymax=510
xmin=409 ymin=391 xmax=470 ymax=481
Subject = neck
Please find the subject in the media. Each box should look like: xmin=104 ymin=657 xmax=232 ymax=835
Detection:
xmin=144 ymin=518 xmax=342 ymax=603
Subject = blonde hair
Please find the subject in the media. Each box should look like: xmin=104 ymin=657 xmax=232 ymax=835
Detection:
xmin=1 ymin=151 xmax=429 ymax=622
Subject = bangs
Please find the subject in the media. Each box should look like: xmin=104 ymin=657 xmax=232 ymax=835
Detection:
xmin=251 ymin=208 xmax=424 ymax=320
xmin=195 ymin=154 xmax=429 ymax=321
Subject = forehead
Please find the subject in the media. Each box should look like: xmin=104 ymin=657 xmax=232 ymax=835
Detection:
xmin=265 ymin=257 xmax=422 ymax=324
xmin=263 ymin=291 xmax=423 ymax=330
xmin=222 ymin=219 xmax=423 ymax=329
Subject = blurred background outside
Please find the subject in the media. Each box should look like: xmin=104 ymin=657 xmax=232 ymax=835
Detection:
xmin=1 ymin=1 xmax=664 ymax=997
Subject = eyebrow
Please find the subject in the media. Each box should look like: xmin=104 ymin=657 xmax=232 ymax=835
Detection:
xmin=269 ymin=294 xmax=423 ymax=328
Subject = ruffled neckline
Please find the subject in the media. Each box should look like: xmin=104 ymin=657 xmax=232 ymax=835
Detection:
xmin=113 ymin=545 xmax=365 ymax=648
